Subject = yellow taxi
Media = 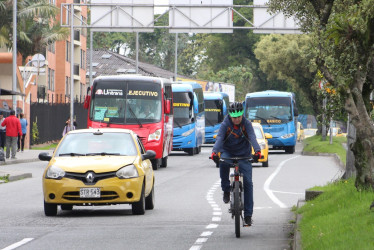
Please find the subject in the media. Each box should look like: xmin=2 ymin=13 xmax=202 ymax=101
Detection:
xmin=39 ymin=128 xmax=155 ymax=216
xmin=251 ymin=122 xmax=272 ymax=167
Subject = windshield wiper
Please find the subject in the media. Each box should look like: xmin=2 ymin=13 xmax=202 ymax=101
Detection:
xmin=128 ymin=105 xmax=143 ymax=128
xmin=59 ymin=153 xmax=86 ymax=156
xmin=254 ymin=115 xmax=270 ymax=126
xmin=270 ymin=115 xmax=290 ymax=121
xmin=86 ymin=152 xmax=121 ymax=156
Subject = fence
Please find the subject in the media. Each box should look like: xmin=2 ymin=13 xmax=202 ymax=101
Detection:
xmin=30 ymin=95 xmax=87 ymax=145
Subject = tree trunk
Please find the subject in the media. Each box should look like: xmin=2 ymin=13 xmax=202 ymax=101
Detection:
xmin=343 ymin=119 xmax=356 ymax=179
xmin=346 ymin=88 xmax=374 ymax=190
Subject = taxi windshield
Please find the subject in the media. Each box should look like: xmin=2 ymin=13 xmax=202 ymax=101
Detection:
xmin=56 ymin=132 xmax=137 ymax=156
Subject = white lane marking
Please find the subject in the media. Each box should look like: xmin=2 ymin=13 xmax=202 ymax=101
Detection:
xmin=190 ymin=180 xmax=222 ymax=250
xmin=212 ymin=217 xmax=221 ymax=221
xmin=2 ymin=238 xmax=34 ymax=250
xmin=206 ymin=224 xmax=219 ymax=229
xmin=195 ymin=238 xmax=208 ymax=243
xmin=264 ymin=155 xmax=300 ymax=208
xmin=200 ymin=231 xmax=213 ymax=237
xmin=189 ymin=246 xmax=202 ymax=250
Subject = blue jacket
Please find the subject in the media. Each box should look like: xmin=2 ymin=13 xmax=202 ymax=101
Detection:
xmin=213 ymin=115 xmax=260 ymax=156
xmin=20 ymin=118 xmax=28 ymax=134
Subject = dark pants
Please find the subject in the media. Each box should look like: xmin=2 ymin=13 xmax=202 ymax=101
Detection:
xmin=0 ymin=131 xmax=5 ymax=149
xmin=219 ymin=151 xmax=254 ymax=217
xmin=20 ymin=134 xmax=26 ymax=151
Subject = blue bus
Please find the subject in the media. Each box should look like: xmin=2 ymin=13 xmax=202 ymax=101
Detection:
xmin=244 ymin=90 xmax=299 ymax=154
xmin=172 ymin=82 xmax=205 ymax=155
xmin=204 ymin=92 xmax=230 ymax=144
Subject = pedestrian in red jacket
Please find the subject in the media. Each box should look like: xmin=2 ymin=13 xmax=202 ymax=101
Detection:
xmin=1 ymin=110 xmax=22 ymax=159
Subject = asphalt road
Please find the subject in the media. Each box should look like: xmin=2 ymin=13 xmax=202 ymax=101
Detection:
xmin=0 ymin=142 xmax=342 ymax=250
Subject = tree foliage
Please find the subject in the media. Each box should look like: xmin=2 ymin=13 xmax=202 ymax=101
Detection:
xmin=268 ymin=0 xmax=374 ymax=190
xmin=0 ymin=0 xmax=69 ymax=63
xmin=254 ymin=34 xmax=317 ymax=114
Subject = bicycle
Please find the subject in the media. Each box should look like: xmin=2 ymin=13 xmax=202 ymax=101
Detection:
xmin=219 ymin=156 xmax=254 ymax=238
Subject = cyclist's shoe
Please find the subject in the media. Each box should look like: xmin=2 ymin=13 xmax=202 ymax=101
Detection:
xmin=223 ymin=192 xmax=230 ymax=203
xmin=244 ymin=216 xmax=252 ymax=226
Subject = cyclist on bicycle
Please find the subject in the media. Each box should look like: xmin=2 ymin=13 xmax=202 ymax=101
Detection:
xmin=211 ymin=101 xmax=261 ymax=226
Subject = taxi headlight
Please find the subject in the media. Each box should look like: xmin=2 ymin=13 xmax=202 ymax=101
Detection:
xmin=148 ymin=129 xmax=162 ymax=141
xmin=182 ymin=128 xmax=194 ymax=137
xmin=116 ymin=165 xmax=139 ymax=179
xmin=281 ymin=133 xmax=295 ymax=139
xmin=46 ymin=165 xmax=65 ymax=179
xmin=259 ymin=142 xmax=266 ymax=149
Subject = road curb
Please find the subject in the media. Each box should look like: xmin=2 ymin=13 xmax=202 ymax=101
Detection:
xmin=294 ymin=199 xmax=305 ymax=250
xmin=0 ymin=158 xmax=40 ymax=166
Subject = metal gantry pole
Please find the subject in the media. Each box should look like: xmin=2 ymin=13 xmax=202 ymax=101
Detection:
xmin=136 ymin=32 xmax=139 ymax=74
xmin=174 ymin=33 xmax=178 ymax=81
xmin=90 ymin=30 xmax=93 ymax=86
xmin=12 ymin=0 xmax=17 ymax=115
xmin=70 ymin=4 xmax=75 ymax=129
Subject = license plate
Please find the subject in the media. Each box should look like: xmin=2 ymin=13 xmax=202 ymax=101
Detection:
xmin=80 ymin=188 xmax=101 ymax=198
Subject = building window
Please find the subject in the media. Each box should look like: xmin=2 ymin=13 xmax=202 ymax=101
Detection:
xmin=66 ymin=41 xmax=71 ymax=62
xmin=65 ymin=76 xmax=71 ymax=97
xmin=47 ymin=42 xmax=55 ymax=53
xmin=48 ymin=68 xmax=55 ymax=91
xmin=80 ymin=49 xmax=86 ymax=70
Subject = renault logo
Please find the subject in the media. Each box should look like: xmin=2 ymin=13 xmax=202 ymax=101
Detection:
xmin=86 ymin=172 xmax=95 ymax=183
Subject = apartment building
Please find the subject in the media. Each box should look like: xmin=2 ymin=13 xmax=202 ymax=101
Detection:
xmin=0 ymin=0 xmax=87 ymax=149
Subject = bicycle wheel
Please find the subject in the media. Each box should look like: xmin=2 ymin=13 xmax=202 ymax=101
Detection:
xmin=234 ymin=181 xmax=241 ymax=238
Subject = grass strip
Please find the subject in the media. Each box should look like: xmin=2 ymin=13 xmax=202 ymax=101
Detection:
xmin=303 ymin=135 xmax=347 ymax=165
xmin=298 ymin=178 xmax=374 ymax=249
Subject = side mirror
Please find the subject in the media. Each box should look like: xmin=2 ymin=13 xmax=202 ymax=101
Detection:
xmin=83 ymin=95 xmax=90 ymax=109
xmin=39 ymin=152 xmax=52 ymax=161
xmin=142 ymin=150 xmax=156 ymax=160
xmin=164 ymin=99 xmax=171 ymax=114
xmin=264 ymin=133 xmax=273 ymax=139
xmin=294 ymin=108 xmax=299 ymax=117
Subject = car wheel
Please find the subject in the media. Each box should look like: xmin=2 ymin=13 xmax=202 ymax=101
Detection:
xmin=145 ymin=183 xmax=155 ymax=210
xmin=44 ymin=201 xmax=57 ymax=216
xmin=262 ymin=160 xmax=269 ymax=167
xmin=151 ymin=159 xmax=160 ymax=170
xmin=160 ymin=156 xmax=167 ymax=168
xmin=61 ymin=204 xmax=73 ymax=211
xmin=132 ymin=184 xmax=145 ymax=215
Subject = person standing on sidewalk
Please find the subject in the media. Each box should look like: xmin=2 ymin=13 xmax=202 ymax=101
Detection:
xmin=19 ymin=113 xmax=28 ymax=152
xmin=1 ymin=110 xmax=22 ymax=159
xmin=0 ymin=113 xmax=5 ymax=149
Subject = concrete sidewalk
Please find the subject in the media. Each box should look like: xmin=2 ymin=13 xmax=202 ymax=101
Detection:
xmin=0 ymin=149 xmax=54 ymax=182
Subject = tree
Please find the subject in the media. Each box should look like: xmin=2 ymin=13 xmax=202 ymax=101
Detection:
xmin=268 ymin=0 xmax=374 ymax=190
xmin=254 ymin=34 xmax=317 ymax=114
xmin=0 ymin=0 xmax=69 ymax=63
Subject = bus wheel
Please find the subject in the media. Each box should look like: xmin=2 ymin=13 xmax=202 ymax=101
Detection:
xmin=186 ymin=148 xmax=194 ymax=156
xmin=151 ymin=159 xmax=160 ymax=170
xmin=285 ymin=146 xmax=295 ymax=154
xmin=160 ymin=156 xmax=168 ymax=168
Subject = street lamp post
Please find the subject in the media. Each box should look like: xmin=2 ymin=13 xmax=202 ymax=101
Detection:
xmin=22 ymin=54 xmax=45 ymax=112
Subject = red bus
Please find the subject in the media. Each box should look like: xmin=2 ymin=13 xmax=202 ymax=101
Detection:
xmin=84 ymin=75 xmax=173 ymax=170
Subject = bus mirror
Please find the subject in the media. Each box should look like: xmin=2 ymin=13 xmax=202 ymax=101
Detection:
xmin=165 ymin=99 xmax=171 ymax=114
xmin=294 ymin=108 xmax=299 ymax=116
xmin=83 ymin=95 xmax=90 ymax=109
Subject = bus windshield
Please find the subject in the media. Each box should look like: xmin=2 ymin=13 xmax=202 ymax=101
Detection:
xmin=173 ymin=92 xmax=193 ymax=127
xmin=90 ymin=80 xmax=162 ymax=125
xmin=205 ymin=100 xmax=224 ymax=126
xmin=245 ymin=97 xmax=292 ymax=124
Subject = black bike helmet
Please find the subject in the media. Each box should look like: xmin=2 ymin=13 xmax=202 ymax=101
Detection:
xmin=228 ymin=102 xmax=244 ymax=117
